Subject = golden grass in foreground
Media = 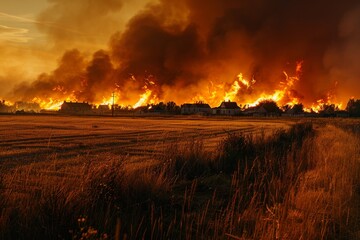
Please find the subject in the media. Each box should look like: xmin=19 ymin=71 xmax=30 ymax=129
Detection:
xmin=0 ymin=118 xmax=359 ymax=239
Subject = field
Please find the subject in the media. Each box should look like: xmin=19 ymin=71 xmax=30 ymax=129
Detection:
xmin=0 ymin=116 xmax=295 ymax=170
xmin=0 ymin=115 xmax=359 ymax=239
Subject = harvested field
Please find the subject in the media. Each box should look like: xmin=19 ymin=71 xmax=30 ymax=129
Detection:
xmin=0 ymin=115 xmax=296 ymax=168
xmin=0 ymin=115 xmax=359 ymax=240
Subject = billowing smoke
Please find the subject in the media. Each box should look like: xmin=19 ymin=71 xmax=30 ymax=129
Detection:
xmin=36 ymin=0 xmax=123 ymax=51
xmin=324 ymin=5 xmax=360 ymax=100
xmin=8 ymin=0 xmax=360 ymax=108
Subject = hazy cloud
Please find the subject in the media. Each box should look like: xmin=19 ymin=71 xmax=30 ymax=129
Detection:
xmin=0 ymin=24 xmax=30 ymax=43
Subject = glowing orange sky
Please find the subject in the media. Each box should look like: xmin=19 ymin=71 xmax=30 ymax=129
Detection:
xmin=0 ymin=0 xmax=152 ymax=93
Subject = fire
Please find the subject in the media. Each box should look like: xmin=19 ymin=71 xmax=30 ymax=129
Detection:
xmin=224 ymin=80 xmax=241 ymax=102
xmin=192 ymin=63 xmax=303 ymax=109
xmin=132 ymin=75 xmax=159 ymax=108
xmin=99 ymin=92 xmax=119 ymax=107
xmin=32 ymin=97 xmax=66 ymax=110
xmin=303 ymin=80 xmax=342 ymax=113
xmin=237 ymin=73 xmax=255 ymax=89
xmin=244 ymin=61 xmax=302 ymax=108
xmin=30 ymin=83 xmax=79 ymax=110
xmin=133 ymin=88 xmax=153 ymax=108
xmin=132 ymin=84 xmax=158 ymax=109
xmin=305 ymin=92 xmax=343 ymax=113
xmin=193 ymin=73 xmax=255 ymax=106
xmin=5 ymin=60 xmax=346 ymax=112
xmin=3 ymin=100 xmax=13 ymax=106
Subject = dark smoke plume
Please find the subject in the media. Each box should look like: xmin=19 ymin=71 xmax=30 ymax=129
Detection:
xmin=10 ymin=0 xmax=360 ymax=107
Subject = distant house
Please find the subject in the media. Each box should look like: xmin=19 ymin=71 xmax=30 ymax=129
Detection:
xmin=181 ymin=103 xmax=212 ymax=115
xmin=60 ymin=101 xmax=92 ymax=115
xmin=243 ymin=106 xmax=268 ymax=117
xmin=213 ymin=101 xmax=241 ymax=116
xmin=97 ymin=104 xmax=111 ymax=115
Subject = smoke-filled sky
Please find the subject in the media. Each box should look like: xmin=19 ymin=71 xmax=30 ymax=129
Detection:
xmin=1 ymin=0 xmax=360 ymax=108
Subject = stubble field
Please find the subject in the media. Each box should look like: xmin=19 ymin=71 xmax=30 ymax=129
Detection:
xmin=0 ymin=115 xmax=295 ymax=169
xmin=0 ymin=115 xmax=359 ymax=239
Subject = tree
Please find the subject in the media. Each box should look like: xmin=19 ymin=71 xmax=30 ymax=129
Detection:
xmin=281 ymin=104 xmax=291 ymax=112
xmin=166 ymin=101 xmax=177 ymax=111
xmin=292 ymin=103 xmax=304 ymax=114
xmin=319 ymin=104 xmax=337 ymax=117
xmin=258 ymin=100 xmax=282 ymax=114
xmin=346 ymin=99 xmax=360 ymax=117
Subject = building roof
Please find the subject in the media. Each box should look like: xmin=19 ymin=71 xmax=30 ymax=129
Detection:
xmin=219 ymin=101 xmax=240 ymax=109
xmin=62 ymin=101 xmax=91 ymax=106
xmin=255 ymin=106 xmax=268 ymax=113
xmin=181 ymin=103 xmax=211 ymax=108
xmin=61 ymin=101 xmax=92 ymax=110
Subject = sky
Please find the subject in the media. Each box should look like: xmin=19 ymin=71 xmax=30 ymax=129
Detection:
xmin=0 ymin=0 xmax=48 ymax=43
xmin=0 ymin=0 xmax=151 ymax=96
xmin=0 ymin=0 xmax=50 ymax=79
xmin=1 ymin=0 xmax=360 ymax=109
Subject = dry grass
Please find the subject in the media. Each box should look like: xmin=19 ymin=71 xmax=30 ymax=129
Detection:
xmin=0 ymin=116 xmax=359 ymax=239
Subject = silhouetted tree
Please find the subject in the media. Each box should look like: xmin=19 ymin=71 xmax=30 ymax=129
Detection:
xmin=281 ymin=104 xmax=291 ymax=112
xmin=157 ymin=102 xmax=166 ymax=110
xmin=258 ymin=100 xmax=282 ymax=114
xmin=346 ymin=99 xmax=360 ymax=117
xmin=147 ymin=101 xmax=180 ymax=114
xmin=319 ymin=104 xmax=337 ymax=117
xmin=166 ymin=101 xmax=177 ymax=111
xmin=292 ymin=103 xmax=304 ymax=114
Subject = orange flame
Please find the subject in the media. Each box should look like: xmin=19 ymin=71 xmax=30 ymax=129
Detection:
xmin=192 ymin=73 xmax=256 ymax=106
xmin=224 ymin=80 xmax=241 ymax=102
xmin=244 ymin=61 xmax=302 ymax=108
xmin=8 ymin=61 xmax=346 ymax=112
xmin=33 ymin=96 xmax=77 ymax=110
xmin=132 ymin=78 xmax=158 ymax=108
xmin=305 ymin=92 xmax=343 ymax=113
xmin=99 ymin=92 xmax=120 ymax=107
xmin=133 ymin=87 xmax=154 ymax=108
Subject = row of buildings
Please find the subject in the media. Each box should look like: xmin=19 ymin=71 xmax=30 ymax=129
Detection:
xmin=180 ymin=101 xmax=292 ymax=116
xmin=58 ymin=100 xmax=310 ymax=116
xmin=181 ymin=101 xmax=242 ymax=116
xmin=59 ymin=101 xmax=126 ymax=115
xmin=58 ymin=100 xmax=244 ymax=116
xmin=3 ymin=100 xmax=346 ymax=117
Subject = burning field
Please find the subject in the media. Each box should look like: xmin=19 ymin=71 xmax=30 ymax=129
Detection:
xmin=1 ymin=0 xmax=360 ymax=111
